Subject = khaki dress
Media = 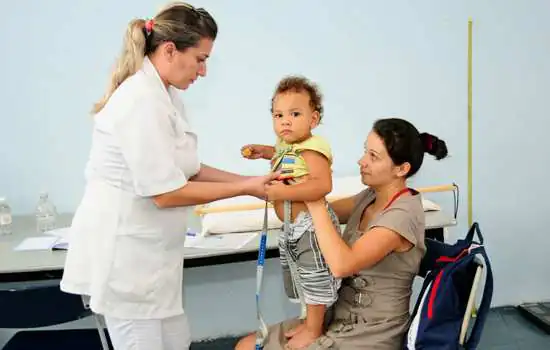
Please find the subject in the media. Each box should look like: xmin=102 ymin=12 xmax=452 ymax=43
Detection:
xmin=263 ymin=188 xmax=426 ymax=350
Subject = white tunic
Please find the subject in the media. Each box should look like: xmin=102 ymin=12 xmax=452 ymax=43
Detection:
xmin=60 ymin=57 xmax=200 ymax=320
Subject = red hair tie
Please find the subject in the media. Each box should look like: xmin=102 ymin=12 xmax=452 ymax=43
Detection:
xmin=422 ymin=133 xmax=433 ymax=151
xmin=145 ymin=19 xmax=154 ymax=35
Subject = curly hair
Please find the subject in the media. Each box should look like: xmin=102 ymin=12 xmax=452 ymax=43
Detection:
xmin=271 ymin=75 xmax=324 ymax=121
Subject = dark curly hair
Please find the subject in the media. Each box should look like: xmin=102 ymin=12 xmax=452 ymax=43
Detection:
xmin=271 ymin=75 xmax=324 ymax=121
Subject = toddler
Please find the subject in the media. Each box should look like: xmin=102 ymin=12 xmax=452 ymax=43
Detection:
xmin=241 ymin=75 xmax=342 ymax=348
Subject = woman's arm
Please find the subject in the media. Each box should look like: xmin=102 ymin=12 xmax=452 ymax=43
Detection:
xmin=191 ymin=163 xmax=253 ymax=182
xmin=305 ymin=200 xmax=411 ymax=278
xmin=153 ymin=173 xmax=275 ymax=208
xmin=329 ymin=195 xmax=357 ymax=225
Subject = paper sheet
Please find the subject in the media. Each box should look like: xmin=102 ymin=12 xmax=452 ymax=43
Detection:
xmin=185 ymin=232 xmax=258 ymax=250
xmin=44 ymin=227 xmax=70 ymax=250
xmin=14 ymin=236 xmax=60 ymax=251
xmin=14 ymin=228 xmax=257 ymax=251
xmin=44 ymin=227 xmax=70 ymax=240
xmin=13 ymin=227 xmax=71 ymax=251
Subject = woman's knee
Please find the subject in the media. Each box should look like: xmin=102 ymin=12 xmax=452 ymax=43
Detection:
xmin=234 ymin=333 xmax=256 ymax=350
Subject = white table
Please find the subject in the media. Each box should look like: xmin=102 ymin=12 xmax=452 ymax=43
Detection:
xmin=0 ymin=211 xmax=456 ymax=283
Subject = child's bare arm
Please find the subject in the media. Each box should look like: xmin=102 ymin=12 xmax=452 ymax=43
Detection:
xmin=261 ymin=145 xmax=276 ymax=160
xmin=241 ymin=144 xmax=275 ymax=160
xmin=266 ymin=150 xmax=332 ymax=202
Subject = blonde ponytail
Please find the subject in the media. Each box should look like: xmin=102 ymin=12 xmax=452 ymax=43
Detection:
xmin=91 ymin=2 xmax=218 ymax=114
xmin=92 ymin=19 xmax=147 ymax=114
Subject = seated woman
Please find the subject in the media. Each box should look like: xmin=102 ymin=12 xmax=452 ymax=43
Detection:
xmin=236 ymin=117 xmax=448 ymax=350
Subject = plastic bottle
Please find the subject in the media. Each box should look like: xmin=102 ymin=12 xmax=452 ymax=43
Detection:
xmin=35 ymin=192 xmax=57 ymax=233
xmin=0 ymin=197 xmax=12 ymax=235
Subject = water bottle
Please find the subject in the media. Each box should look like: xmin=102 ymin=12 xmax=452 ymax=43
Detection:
xmin=35 ymin=192 xmax=57 ymax=233
xmin=0 ymin=197 xmax=12 ymax=235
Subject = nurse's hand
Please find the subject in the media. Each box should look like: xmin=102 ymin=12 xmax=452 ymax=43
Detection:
xmin=240 ymin=172 xmax=280 ymax=199
xmin=264 ymin=180 xmax=287 ymax=201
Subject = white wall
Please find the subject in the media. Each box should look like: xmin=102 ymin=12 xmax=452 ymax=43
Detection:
xmin=1 ymin=0 xmax=549 ymax=342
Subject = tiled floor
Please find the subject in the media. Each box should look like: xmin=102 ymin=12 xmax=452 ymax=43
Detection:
xmin=479 ymin=307 xmax=550 ymax=349
xmin=191 ymin=307 xmax=550 ymax=350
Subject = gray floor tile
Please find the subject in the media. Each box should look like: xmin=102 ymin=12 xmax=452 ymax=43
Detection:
xmin=486 ymin=345 xmax=520 ymax=350
xmin=479 ymin=310 xmax=517 ymax=347
xmin=473 ymin=307 xmax=550 ymax=349
xmin=500 ymin=307 xmax=550 ymax=343
xmin=516 ymin=338 xmax=550 ymax=350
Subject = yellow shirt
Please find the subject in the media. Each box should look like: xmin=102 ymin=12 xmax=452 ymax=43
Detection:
xmin=271 ymin=135 xmax=333 ymax=180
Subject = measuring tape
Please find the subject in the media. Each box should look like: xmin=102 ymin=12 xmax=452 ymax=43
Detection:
xmin=255 ymin=200 xmax=269 ymax=350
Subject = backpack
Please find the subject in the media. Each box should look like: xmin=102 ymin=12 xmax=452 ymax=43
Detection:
xmin=404 ymin=222 xmax=494 ymax=350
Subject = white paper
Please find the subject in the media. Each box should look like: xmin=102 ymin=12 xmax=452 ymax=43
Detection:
xmin=43 ymin=227 xmax=70 ymax=250
xmin=51 ymin=237 xmax=69 ymax=250
xmin=14 ymin=236 xmax=60 ymax=251
xmin=43 ymin=227 xmax=70 ymax=239
xmin=184 ymin=234 xmax=199 ymax=248
xmin=14 ymin=229 xmax=257 ymax=251
xmin=185 ymin=232 xmax=258 ymax=250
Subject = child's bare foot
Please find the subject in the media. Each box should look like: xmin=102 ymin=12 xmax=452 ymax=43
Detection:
xmin=284 ymin=322 xmax=306 ymax=338
xmin=285 ymin=327 xmax=321 ymax=349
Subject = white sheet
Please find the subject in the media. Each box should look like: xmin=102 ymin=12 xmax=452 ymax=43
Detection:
xmin=198 ymin=176 xmax=441 ymax=236
xmin=185 ymin=232 xmax=258 ymax=250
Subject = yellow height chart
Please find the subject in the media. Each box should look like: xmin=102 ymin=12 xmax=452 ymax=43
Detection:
xmin=467 ymin=18 xmax=473 ymax=227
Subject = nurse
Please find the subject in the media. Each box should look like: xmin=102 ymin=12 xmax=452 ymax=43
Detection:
xmin=60 ymin=2 xmax=275 ymax=349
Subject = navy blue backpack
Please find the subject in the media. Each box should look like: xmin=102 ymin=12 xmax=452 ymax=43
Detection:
xmin=404 ymin=222 xmax=494 ymax=350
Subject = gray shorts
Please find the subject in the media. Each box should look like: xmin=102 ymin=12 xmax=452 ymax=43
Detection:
xmin=278 ymin=206 xmax=342 ymax=306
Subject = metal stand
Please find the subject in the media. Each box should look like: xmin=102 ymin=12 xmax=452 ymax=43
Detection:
xmin=81 ymin=295 xmax=110 ymax=350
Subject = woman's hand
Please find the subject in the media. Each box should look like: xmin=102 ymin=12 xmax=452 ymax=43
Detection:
xmin=264 ymin=180 xmax=287 ymax=201
xmin=304 ymin=198 xmax=327 ymax=211
xmin=241 ymin=144 xmax=274 ymax=160
xmin=240 ymin=172 xmax=280 ymax=199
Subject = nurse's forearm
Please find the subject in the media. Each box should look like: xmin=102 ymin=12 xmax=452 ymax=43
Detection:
xmin=191 ymin=164 xmax=253 ymax=182
xmin=152 ymin=181 xmax=247 ymax=208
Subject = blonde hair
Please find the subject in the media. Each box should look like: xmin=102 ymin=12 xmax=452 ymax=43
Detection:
xmin=92 ymin=2 xmax=217 ymax=114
